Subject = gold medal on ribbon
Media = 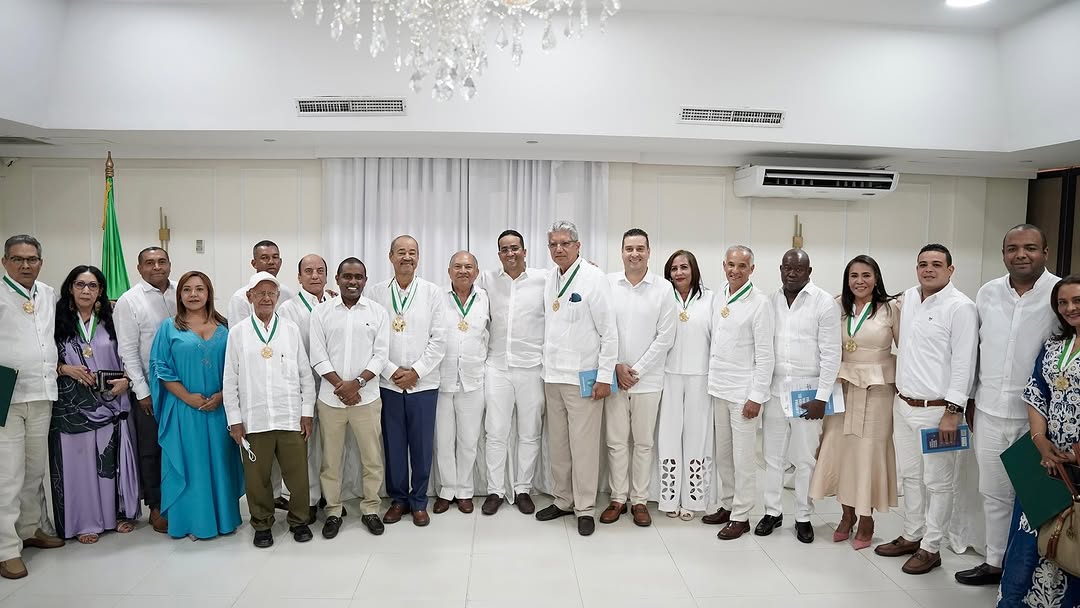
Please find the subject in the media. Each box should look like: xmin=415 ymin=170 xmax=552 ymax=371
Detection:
xmin=1056 ymin=376 xmax=1071 ymax=391
xmin=1055 ymin=336 xmax=1080 ymax=393
xmin=22 ymin=301 xmax=34 ymax=314
xmin=552 ymin=263 xmax=580 ymax=314
xmin=720 ymin=306 xmax=730 ymax=319
xmin=552 ymin=300 xmax=560 ymax=312
xmin=82 ymin=346 xmax=94 ymax=358
xmin=261 ymin=345 xmax=273 ymax=359
xmin=843 ymin=339 xmax=858 ymax=353
xmin=719 ymin=282 xmax=751 ymax=321
xmin=251 ymin=315 xmax=279 ymax=361
xmin=392 ymin=315 xmax=406 ymax=332
xmin=679 ymin=310 xmax=689 ymax=322
xmin=458 ymin=319 xmax=469 ymax=332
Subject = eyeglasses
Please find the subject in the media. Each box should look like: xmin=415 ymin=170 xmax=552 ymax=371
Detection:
xmin=252 ymin=290 xmax=279 ymax=300
xmin=498 ymin=245 xmax=523 ymax=255
xmin=547 ymin=240 xmax=578 ymax=250
xmin=73 ymin=281 xmax=100 ymax=291
xmin=7 ymin=256 xmax=41 ymax=266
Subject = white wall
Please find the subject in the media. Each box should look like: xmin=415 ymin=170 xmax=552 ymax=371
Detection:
xmin=0 ymin=158 xmax=1028 ymax=304
xmin=0 ymin=0 xmax=66 ymax=126
xmin=606 ymin=164 xmax=1029 ymax=299
xmin=39 ymin=2 xmax=1004 ymax=151
xmin=998 ymin=0 xmax=1080 ymax=151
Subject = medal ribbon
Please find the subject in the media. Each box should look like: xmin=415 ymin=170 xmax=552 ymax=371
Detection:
xmin=726 ymin=281 xmax=753 ymax=306
xmin=76 ymin=313 xmax=99 ymax=346
xmin=1058 ymin=335 xmax=1080 ymax=374
xmin=299 ymin=291 xmax=315 ymax=313
xmin=3 ymin=276 xmax=34 ymax=303
xmin=250 ymin=314 xmax=279 ymax=347
xmin=556 ymin=263 xmax=582 ymax=301
xmin=390 ymin=281 xmax=418 ymax=316
xmin=453 ymin=291 xmax=476 ymax=320
xmin=674 ymin=287 xmax=698 ymax=310
xmin=847 ymin=303 xmax=873 ymax=339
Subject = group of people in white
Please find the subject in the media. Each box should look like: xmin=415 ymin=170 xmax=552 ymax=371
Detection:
xmin=0 ymin=220 xmax=1061 ymax=599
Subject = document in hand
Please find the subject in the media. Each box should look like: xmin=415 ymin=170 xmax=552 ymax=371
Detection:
xmin=578 ymin=369 xmax=619 ymax=399
xmin=1001 ymin=432 xmax=1072 ymax=530
xmin=920 ymin=424 xmax=970 ymax=454
xmin=0 ymin=365 xmax=17 ymax=427
xmin=781 ymin=377 xmax=845 ymax=418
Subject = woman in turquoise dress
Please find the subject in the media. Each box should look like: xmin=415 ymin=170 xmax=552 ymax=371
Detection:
xmin=149 ymin=270 xmax=244 ymax=539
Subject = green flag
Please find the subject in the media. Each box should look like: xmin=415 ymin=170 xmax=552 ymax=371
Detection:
xmin=101 ymin=154 xmax=130 ymax=301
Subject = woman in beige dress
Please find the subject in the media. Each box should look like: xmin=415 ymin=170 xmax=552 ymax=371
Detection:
xmin=809 ymin=254 xmax=900 ymax=550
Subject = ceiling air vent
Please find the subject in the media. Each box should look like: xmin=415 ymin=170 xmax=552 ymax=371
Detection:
xmin=296 ymin=96 xmax=407 ymax=116
xmin=678 ymin=107 xmax=785 ymax=127
xmin=0 ymin=137 xmax=52 ymax=146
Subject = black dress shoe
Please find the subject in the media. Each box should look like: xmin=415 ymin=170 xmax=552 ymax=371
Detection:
xmin=274 ymin=497 xmax=289 ymax=511
xmin=795 ymin=521 xmax=814 ymax=544
xmin=308 ymin=506 xmax=318 ymax=525
xmin=515 ymin=493 xmax=535 ymax=515
xmin=535 ymin=504 xmax=574 ymax=521
xmin=341 ymin=506 xmax=347 ymax=517
xmin=253 ymin=529 xmax=274 ymax=548
xmin=322 ymin=516 xmax=342 ymax=539
xmin=361 ymin=514 xmax=385 ymax=536
xmin=290 ymin=524 xmax=313 ymax=542
xmin=578 ymin=516 xmax=595 ymax=536
xmin=482 ymin=494 xmax=502 ymax=515
xmin=754 ymin=514 xmax=783 ymax=536
xmin=955 ymin=563 xmax=1003 ymax=586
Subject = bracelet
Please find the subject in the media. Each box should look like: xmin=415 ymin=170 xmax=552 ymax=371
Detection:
xmin=1032 ymin=432 xmax=1046 ymax=442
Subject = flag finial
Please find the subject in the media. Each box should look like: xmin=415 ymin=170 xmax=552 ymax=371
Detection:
xmin=105 ymin=151 xmax=114 ymax=178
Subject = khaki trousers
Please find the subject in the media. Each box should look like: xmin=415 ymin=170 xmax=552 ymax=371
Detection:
xmin=242 ymin=430 xmax=310 ymax=531
xmin=604 ymin=390 xmax=662 ymax=505
xmin=544 ymin=383 xmax=602 ymax=517
xmin=0 ymin=401 xmax=51 ymax=561
xmin=318 ymin=399 xmax=384 ymax=516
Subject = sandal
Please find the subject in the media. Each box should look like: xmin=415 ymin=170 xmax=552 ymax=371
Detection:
xmin=678 ymin=508 xmax=694 ymax=521
xmin=77 ymin=533 xmax=99 ymax=544
xmin=665 ymin=510 xmax=680 ymax=519
xmin=116 ymin=520 xmax=135 ymax=534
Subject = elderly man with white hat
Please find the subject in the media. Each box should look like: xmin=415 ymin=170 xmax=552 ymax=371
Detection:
xmin=223 ymin=271 xmax=317 ymax=549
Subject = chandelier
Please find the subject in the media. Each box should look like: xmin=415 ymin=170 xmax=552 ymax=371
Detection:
xmin=286 ymin=0 xmax=621 ymax=101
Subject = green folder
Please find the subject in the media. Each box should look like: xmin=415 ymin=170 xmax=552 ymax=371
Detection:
xmin=1001 ymin=432 xmax=1074 ymax=530
xmin=0 ymin=365 xmax=16 ymax=427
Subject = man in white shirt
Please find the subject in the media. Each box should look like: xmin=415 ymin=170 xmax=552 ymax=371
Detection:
xmin=308 ymin=257 xmax=390 ymax=539
xmin=277 ymin=253 xmax=331 ymax=520
xmin=704 ymin=245 xmax=775 ymax=541
xmin=534 ymin=220 xmax=618 ymax=537
xmin=224 ymin=271 xmax=316 ymax=549
xmin=956 ymin=225 xmax=1059 ymax=586
xmin=478 ymin=230 xmax=547 ymax=516
xmin=433 ymin=251 xmax=490 ymax=515
xmin=113 ymin=246 xmax=176 ymax=534
xmin=875 ymin=244 xmax=978 ymax=576
xmin=369 ymin=235 xmax=447 ymax=527
xmin=600 ymin=228 xmax=676 ymax=528
xmin=227 ymin=240 xmax=296 ymax=327
xmin=0 ymin=235 xmax=64 ymax=579
xmin=759 ymin=249 xmax=841 ymax=544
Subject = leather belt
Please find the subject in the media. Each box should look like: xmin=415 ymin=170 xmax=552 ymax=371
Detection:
xmin=898 ymin=393 xmax=948 ymax=408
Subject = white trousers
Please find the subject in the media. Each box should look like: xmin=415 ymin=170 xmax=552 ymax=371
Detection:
xmin=762 ymin=397 xmax=823 ymax=522
xmin=435 ymin=388 xmax=486 ymax=500
xmin=656 ymin=374 xmax=713 ymax=512
xmin=280 ymin=414 xmax=321 ymax=506
xmin=714 ymin=397 xmax=759 ymax=522
xmin=0 ymin=401 xmax=51 ymax=561
xmin=893 ymin=397 xmax=958 ymax=553
xmin=975 ymin=411 xmax=1029 ymax=567
xmin=604 ymin=390 xmax=662 ymax=505
xmin=484 ymin=365 xmax=545 ymax=496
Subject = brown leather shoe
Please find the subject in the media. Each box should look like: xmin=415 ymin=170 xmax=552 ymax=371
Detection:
xmin=599 ymin=501 xmax=627 ymax=524
xmin=717 ymin=520 xmax=751 ymax=540
xmin=902 ymin=549 xmax=942 ymax=575
xmin=149 ymin=508 xmax=169 ymax=534
xmin=457 ymin=498 xmax=474 ymax=513
xmin=874 ymin=536 xmax=921 ymax=558
xmin=383 ymin=502 xmax=408 ymax=524
xmin=701 ymin=508 xmax=731 ymax=525
xmin=433 ymin=497 xmax=452 ymax=514
xmin=22 ymin=529 xmax=64 ymax=549
xmin=482 ymin=493 xmax=502 ymax=515
xmin=0 ymin=558 xmax=26 ymax=580
xmin=515 ymin=493 xmax=535 ymax=515
xmin=631 ymin=504 xmax=652 ymax=527
xmin=412 ymin=509 xmax=431 ymax=526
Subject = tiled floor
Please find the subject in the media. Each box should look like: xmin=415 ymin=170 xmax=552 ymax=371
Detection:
xmin=0 ymin=489 xmax=999 ymax=608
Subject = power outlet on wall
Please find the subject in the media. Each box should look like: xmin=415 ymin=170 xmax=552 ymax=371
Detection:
xmin=196 ymin=239 xmax=204 ymax=254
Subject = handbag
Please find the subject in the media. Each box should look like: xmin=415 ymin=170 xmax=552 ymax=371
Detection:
xmin=1038 ymin=443 xmax=1080 ymax=577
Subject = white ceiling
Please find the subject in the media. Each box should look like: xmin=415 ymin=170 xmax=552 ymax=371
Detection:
xmin=70 ymin=0 xmax=1063 ymax=30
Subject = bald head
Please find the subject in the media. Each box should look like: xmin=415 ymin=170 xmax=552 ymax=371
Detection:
xmin=780 ymin=248 xmax=812 ymax=296
xmin=296 ymin=253 xmax=328 ymax=297
xmin=448 ymin=250 xmax=479 ymax=294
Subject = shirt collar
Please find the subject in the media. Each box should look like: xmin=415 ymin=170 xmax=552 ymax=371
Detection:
xmin=300 ymin=288 xmax=325 ymax=304
xmin=3 ymin=274 xmax=37 ymax=297
xmin=618 ymin=270 xmax=656 ymax=287
xmin=332 ymin=295 xmax=368 ymax=310
xmin=137 ymin=279 xmax=175 ymax=294
xmin=557 ymin=258 xmax=582 ymax=277
xmin=918 ymin=281 xmax=956 ymax=304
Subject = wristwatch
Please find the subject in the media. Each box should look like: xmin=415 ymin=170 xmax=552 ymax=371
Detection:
xmin=945 ymin=402 xmax=965 ymax=415
xmin=358 ymin=377 xmax=368 ymax=389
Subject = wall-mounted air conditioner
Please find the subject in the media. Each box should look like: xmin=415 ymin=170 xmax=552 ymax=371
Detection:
xmin=734 ymin=165 xmax=898 ymax=200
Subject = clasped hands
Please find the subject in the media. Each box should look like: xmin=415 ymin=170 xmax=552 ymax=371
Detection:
xmin=390 ymin=367 xmax=419 ymax=391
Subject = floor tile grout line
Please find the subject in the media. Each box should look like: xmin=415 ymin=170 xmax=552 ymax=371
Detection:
xmin=346 ymin=552 xmax=374 ymax=602
xmin=564 ymin=515 xmax=587 ymax=607
xmin=653 ymin=513 xmax=701 ymax=601
xmin=463 ymin=504 xmax=479 ymax=604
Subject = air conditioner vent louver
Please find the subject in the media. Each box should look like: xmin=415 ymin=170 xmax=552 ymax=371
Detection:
xmin=679 ymin=107 xmax=785 ymax=127
xmin=734 ymin=165 xmax=898 ymax=200
xmin=762 ymin=168 xmax=894 ymax=191
xmin=296 ymin=97 xmax=407 ymax=116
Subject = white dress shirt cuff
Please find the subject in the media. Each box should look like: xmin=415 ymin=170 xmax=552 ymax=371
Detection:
xmin=313 ymin=361 xmax=335 ymax=377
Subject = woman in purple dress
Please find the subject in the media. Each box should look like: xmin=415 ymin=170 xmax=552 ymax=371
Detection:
xmin=49 ymin=265 xmax=140 ymax=544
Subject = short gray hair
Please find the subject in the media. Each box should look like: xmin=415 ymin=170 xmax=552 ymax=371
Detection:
xmin=548 ymin=220 xmax=579 ymax=242
xmin=725 ymin=244 xmax=754 ymax=265
xmin=4 ymin=234 xmax=42 ymax=258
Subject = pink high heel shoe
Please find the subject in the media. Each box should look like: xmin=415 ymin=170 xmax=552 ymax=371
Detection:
xmin=833 ymin=518 xmax=854 ymax=543
xmin=852 ymin=519 xmax=875 ymax=550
